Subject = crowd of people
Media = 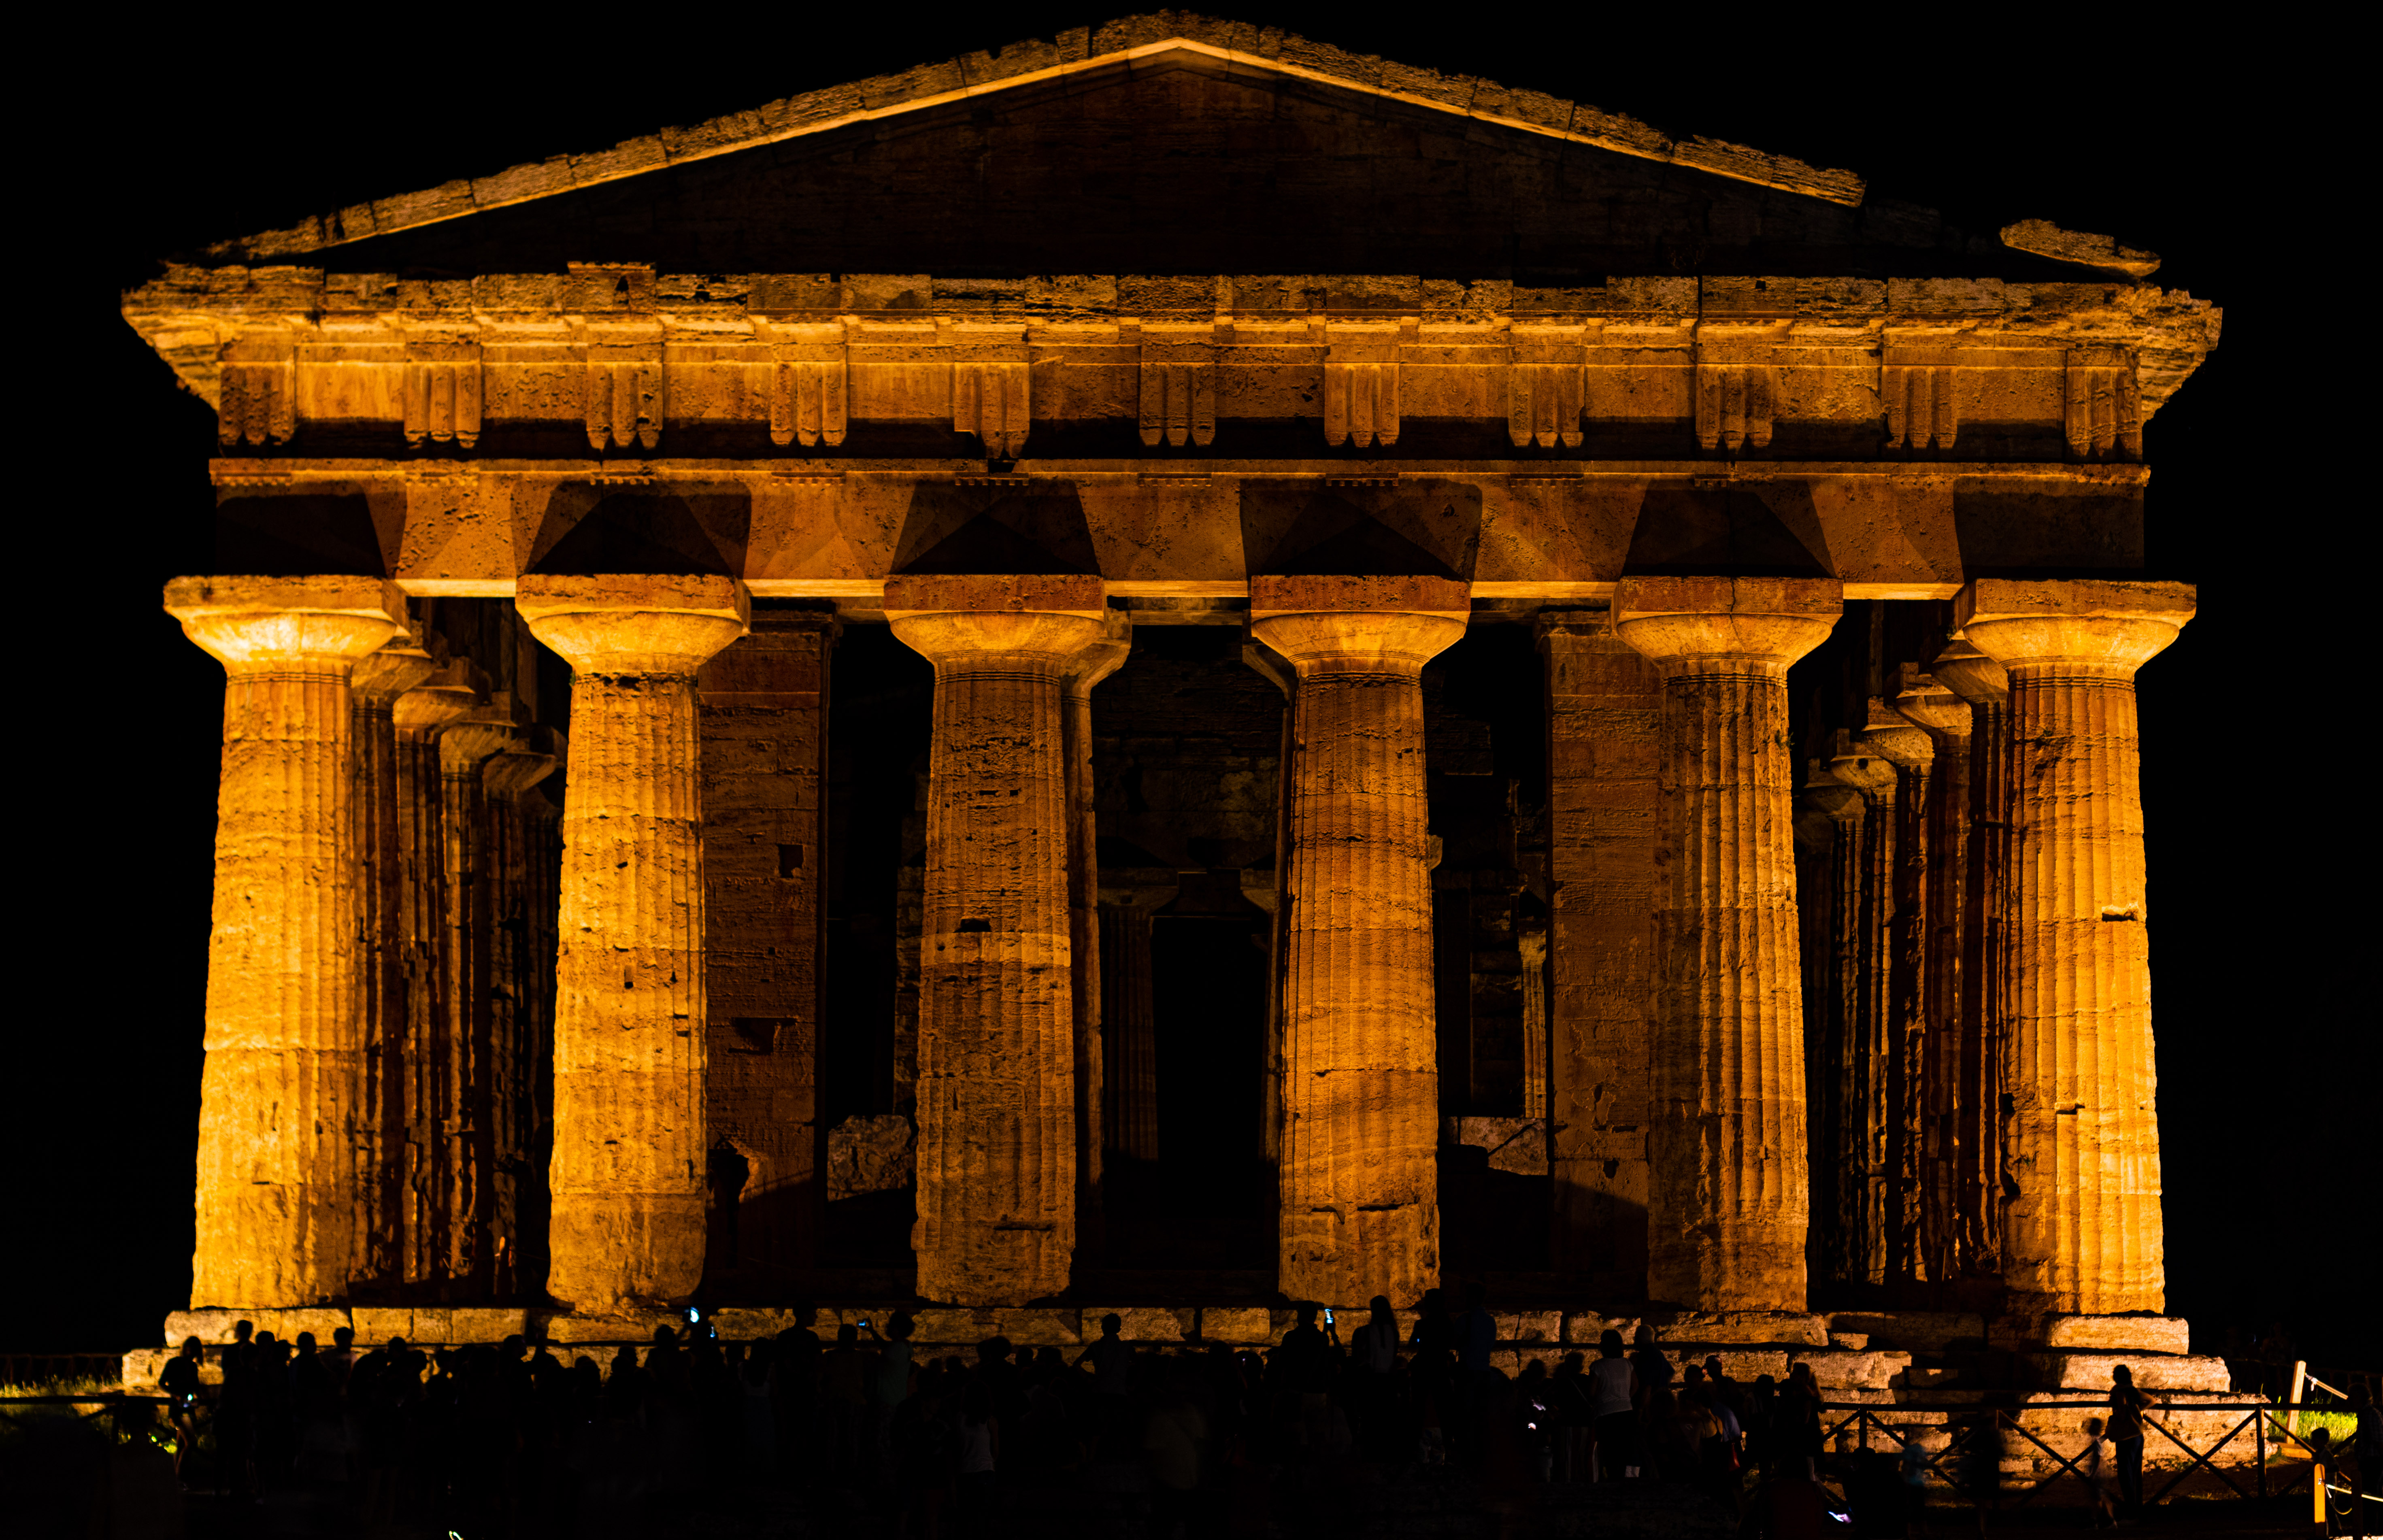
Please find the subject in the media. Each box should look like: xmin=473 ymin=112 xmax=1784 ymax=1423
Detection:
xmin=147 ymin=1280 xmax=2364 ymax=1537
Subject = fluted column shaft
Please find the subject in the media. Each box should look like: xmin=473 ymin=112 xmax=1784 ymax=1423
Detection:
xmin=517 ymin=574 xmax=749 ymax=1312
xmin=1794 ymin=767 xmax=1863 ymax=1287
xmin=166 ymin=576 xmax=404 ymax=1307
xmin=1862 ymin=703 xmax=1934 ymax=1285
xmin=1955 ymin=579 xmax=2191 ymax=1316
xmin=1897 ymin=669 xmax=1974 ymax=1285
xmin=1537 ymin=610 xmax=1664 ymax=1289
xmin=1932 ymin=640 xmax=2010 ymax=1276
xmin=1100 ymin=903 xmax=1160 ymax=1161
xmin=1615 ymin=576 xmax=1840 ymax=1311
xmin=349 ymin=642 xmax=436 ymax=1288
xmin=1065 ymin=615 xmax=1132 ymax=1250
xmin=439 ymin=710 xmax=522 ymax=1295
xmin=483 ymin=742 xmax=559 ymax=1299
xmin=887 ymin=574 xmax=1107 ymax=1306
xmin=1829 ymin=734 xmax=1895 ymax=1286
xmin=1252 ymin=575 xmax=1468 ymax=1309
xmin=391 ymin=661 xmax=483 ymax=1291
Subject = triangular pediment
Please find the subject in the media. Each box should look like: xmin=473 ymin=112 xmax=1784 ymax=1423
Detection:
xmin=201 ymin=15 xmax=1957 ymax=281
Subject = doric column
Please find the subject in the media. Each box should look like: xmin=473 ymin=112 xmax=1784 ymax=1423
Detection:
xmin=516 ymin=574 xmax=750 ymax=1313
xmin=1065 ymin=613 xmax=1132 ymax=1251
xmin=438 ymin=703 xmax=525 ymax=1295
xmin=391 ymin=658 xmax=485 ymax=1292
xmin=482 ymin=733 xmax=560 ymax=1300
xmin=1895 ymin=664 xmax=1973 ymax=1285
xmin=1954 ymin=579 xmax=2192 ymax=1317
xmin=349 ymin=638 xmax=437 ymax=1289
xmin=519 ymin=780 xmax=563 ymax=1295
xmin=1929 ymin=637 xmax=2011 ymax=1277
xmin=1828 ymin=729 xmax=1896 ymax=1286
xmin=885 ymin=574 xmax=1107 ymax=1306
xmin=1859 ymin=698 xmax=1934 ymax=1285
xmin=1099 ymin=902 xmax=1160 ymax=1161
xmin=164 ymin=575 xmax=404 ymax=1307
xmin=1250 ymin=575 xmax=1469 ymax=1309
xmin=696 ymin=610 xmax=837 ymax=1286
xmin=1793 ymin=761 xmax=1864 ymax=1287
xmin=1535 ymin=608 xmax=1663 ymax=1293
xmin=1614 ymin=575 xmax=1840 ymax=1311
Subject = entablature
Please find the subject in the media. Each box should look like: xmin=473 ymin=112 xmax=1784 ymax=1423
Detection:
xmin=128 ymin=268 xmax=2219 ymax=466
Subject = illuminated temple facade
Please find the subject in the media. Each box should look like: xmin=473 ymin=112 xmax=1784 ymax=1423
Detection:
xmin=129 ymin=17 xmax=2221 ymax=1363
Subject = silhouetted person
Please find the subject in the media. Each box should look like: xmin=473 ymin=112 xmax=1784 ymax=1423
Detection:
xmin=215 ymin=1319 xmax=255 ymax=1500
xmin=160 ymin=1337 xmax=204 ymax=1487
xmin=1743 ymin=1470 xmax=1834 ymax=1540
xmin=1076 ymin=1312 xmax=1134 ymax=1403
xmin=1588 ymin=1328 xmax=1640 ymax=1479
xmin=955 ymin=1380 xmax=1000 ymax=1534
xmin=823 ymin=1324 xmax=869 ymax=1468
xmin=1781 ymin=1361 xmax=1824 ymax=1480
xmin=2107 ymin=1364 xmax=2151 ymax=1516
xmin=2081 ymin=1415 xmax=2117 ymax=1527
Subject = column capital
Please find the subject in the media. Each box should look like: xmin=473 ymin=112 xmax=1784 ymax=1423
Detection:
xmin=353 ymin=642 xmax=439 ymax=706
xmin=515 ymin=573 xmax=749 ymax=675
xmin=1798 ymin=759 xmax=1865 ymax=822
xmin=1248 ymin=574 xmax=1470 ymax=674
xmin=1068 ymin=608 xmax=1134 ymax=696
xmin=1953 ymin=579 xmax=2194 ymax=676
xmin=1613 ymin=576 xmax=1842 ymax=676
xmin=1894 ymin=662 xmax=1973 ymax=740
xmin=483 ymin=748 xmax=559 ymax=800
xmin=1929 ymin=638 xmax=2008 ymax=708
xmin=1858 ymin=696 xmax=1934 ymax=774
xmin=438 ymin=702 xmax=525 ymax=777
xmin=885 ymin=573 xmax=1109 ymax=665
xmin=393 ymin=659 xmax=487 ymax=736
xmin=1829 ymin=727 xmax=1899 ymax=798
xmin=1532 ymin=604 xmax=1620 ymax=649
xmin=164 ymin=575 xmax=405 ymax=673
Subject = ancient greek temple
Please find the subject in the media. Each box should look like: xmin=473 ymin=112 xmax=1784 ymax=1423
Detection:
xmin=128 ymin=15 xmax=2224 ymax=1387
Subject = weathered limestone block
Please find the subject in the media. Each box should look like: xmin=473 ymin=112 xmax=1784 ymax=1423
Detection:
xmin=826 ymin=1113 xmax=915 ymax=1200
xmin=1955 ymin=579 xmax=2193 ymax=1317
xmin=1251 ymin=575 xmax=1470 ymax=1310
xmin=166 ymin=576 xmax=405 ymax=1307
xmin=1794 ymin=1348 xmax=1914 ymax=1391
xmin=2022 ymin=1353 xmax=2231 ymax=1392
xmin=1929 ymin=640 xmax=2011 ymax=1280
xmin=391 ymin=657 xmax=486 ymax=1290
xmin=1200 ymin=1307 xmax=1277 ymax=1344
xmin=516 ymin=574 xmax=751 ymax=1312
xmin=1536 ymin=608 xmax=1662 ymax=1292
xmin=1827 ymin=1310 xmax=1987 ymax=1352
xmin=886 ymin=574 xmax=1107 ymax=1306
xmin=349 ymin=640 xmax=438 ymax=1288
xmin=1615 ymin=576 xmax=1842 ymax=1311
xmin=1085 ymin=1306 xmax=1194 ymax=1342
xmin=1647 ymin=1310 xmax=1832 ymax=1347
xmin=698 ymin=612 xmax=836 ymax=1284
xmin=164 ymin=1306 xmax=355 ymax=1345
xmin=1989 ymin=1312 xmax=2192 ymax=1354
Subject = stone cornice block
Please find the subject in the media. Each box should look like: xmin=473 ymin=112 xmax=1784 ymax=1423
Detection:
xmin=881 ymin=573 xmax=1107 ymax=617
xmin=513 ymin=572 xmax=751 ymax=625
xmin=163 ymin=573 xmax=405 ymax=625
xmin=1955 ymin=577 xmax=2196 ymax=629
xmin=1248 ymin=574 xmax=1470 ymax=617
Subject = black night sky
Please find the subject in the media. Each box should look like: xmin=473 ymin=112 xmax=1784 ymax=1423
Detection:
xmin=15 ymin=11 xmax=2366 ymax=1366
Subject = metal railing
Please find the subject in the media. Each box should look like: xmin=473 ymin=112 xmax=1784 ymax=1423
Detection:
xmin=1819 ymin=1401 xmax=2370 ymax=1533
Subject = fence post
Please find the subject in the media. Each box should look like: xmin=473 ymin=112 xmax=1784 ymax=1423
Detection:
xmin=2257 ymin=1399 xmax=2267 ymax=1500
xmin=2290 ymin=1360 xmax=2309 ymax=1438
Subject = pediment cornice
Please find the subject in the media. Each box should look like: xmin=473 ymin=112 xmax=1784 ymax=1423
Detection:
xmin=199 ymin=15 xmax=1871 ymax=265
